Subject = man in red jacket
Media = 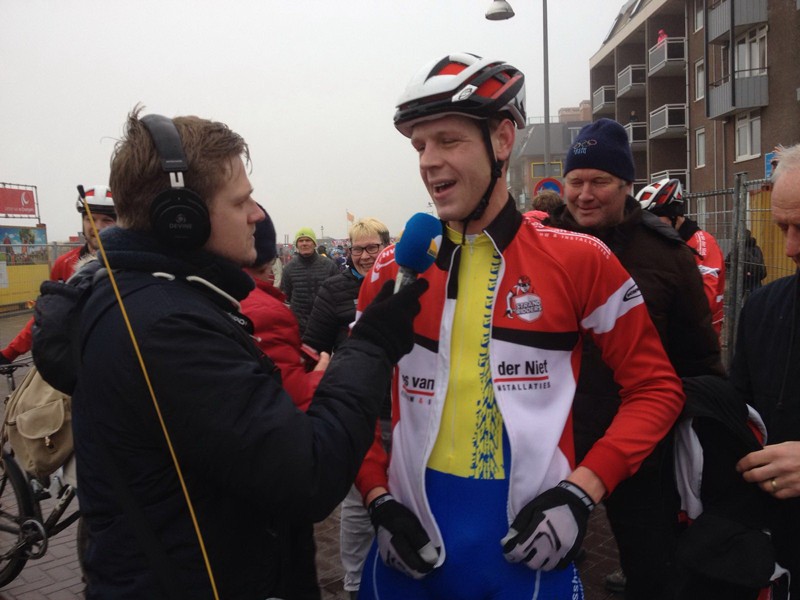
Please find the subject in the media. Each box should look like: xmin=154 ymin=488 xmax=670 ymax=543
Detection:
xmin=637 ymin=178 xmax=726 ymax=338
xmin=0 ymin=185 xmax=116 ymax=364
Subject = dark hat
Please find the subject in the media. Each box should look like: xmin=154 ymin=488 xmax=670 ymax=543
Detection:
xmin=253 ymin=206 xmax=277 ymax=267
xmin=563 ymin=118 xmax=635 ymax=183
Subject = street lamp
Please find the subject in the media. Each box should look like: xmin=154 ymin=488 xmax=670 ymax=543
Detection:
xmin=486 ymin=0 xmax=551 ymax=178
xmin=485 ymin=1 xmax=514 ymax=20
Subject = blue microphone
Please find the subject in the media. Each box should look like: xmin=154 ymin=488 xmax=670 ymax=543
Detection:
xmin=394 ymin=213 xmax=442 ymax=292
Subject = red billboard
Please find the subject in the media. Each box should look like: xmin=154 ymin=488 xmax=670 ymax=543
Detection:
xmin=0 ymin=187 xmax=37 ymax=217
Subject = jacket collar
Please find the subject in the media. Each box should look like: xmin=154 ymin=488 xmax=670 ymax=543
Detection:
xmin=435 ymin=195 xmax=522 ymax=270
xmin=551 ymin=196 xmax=683 ymax=253
xmin=99 ymin=227 xmax=255 ymax=301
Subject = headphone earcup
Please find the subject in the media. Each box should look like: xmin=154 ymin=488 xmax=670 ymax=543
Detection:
xmin=149 ymin=188 xmax=210 ymax=250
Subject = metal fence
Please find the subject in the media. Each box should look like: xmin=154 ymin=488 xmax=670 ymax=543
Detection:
xmin=685 ymin=174 xmax=793 ymax=365
xmin=0 ymin=243 xmax=82 ymax=312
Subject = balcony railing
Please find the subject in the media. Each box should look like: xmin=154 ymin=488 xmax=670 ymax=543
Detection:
xmin=648 ymin=38 xmax=686 ymax=77
xmin=708 ymin=0 xmax=768 ymax=44
xmin=617 ymin=65 xmax=647 ymax=98
xmin=650 ymin=170 xmax=688 ymax=190
xmin=649 ymin=104 xmax=687 ymax=138
xmin=592 ymin=85 xmax=616 ymax=115
xmin=624 ymin=121 xmax=648 ymax=148
xmin=707 ymin=70 xmax=769 ymax=119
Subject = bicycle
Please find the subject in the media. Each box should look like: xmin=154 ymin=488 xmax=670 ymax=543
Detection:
xmin=0 ymin=359 xmax=84 ymax=587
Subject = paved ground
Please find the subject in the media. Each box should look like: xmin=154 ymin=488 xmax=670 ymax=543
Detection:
xmin=0 ymin=311 xmax=622 ymax=599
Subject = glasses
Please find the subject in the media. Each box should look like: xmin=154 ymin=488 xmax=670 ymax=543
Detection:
xmin=350 ymin=244 xmax=382 ymax=256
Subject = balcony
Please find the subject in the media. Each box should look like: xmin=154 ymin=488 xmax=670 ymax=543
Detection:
xmin=648 ymin=38 xmax=686 ymax=77
xmin=649 ymin=104 xmax=687 ymax=138
xmin=624 ymin=121 xmax=648 ymax=151
xmin=592 ymin=85 xmax=616 ymax=115
xmin=708 ymin=0 xmax=767 ymax=44
xmin=632 ymin=179 xmax=650 ymax=198
xmin=707 ymin=70 xmax=769 ymax=120
xmin=650 ymin=170 xmax=688 ymax=190
xmin=617 ymin=65 xmax=646 ymax=98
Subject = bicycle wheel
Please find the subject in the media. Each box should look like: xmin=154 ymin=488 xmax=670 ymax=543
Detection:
xmin=0 ymin=453 xmax=35 ymax=587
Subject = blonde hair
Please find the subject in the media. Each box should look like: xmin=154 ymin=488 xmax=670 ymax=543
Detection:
xmin=349 ymin=217 xmax=390 ymax=245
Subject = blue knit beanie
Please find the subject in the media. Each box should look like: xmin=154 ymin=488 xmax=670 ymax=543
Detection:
xmin=563 ymin=118 xmax=635 ymax=183
xmin=253 ymin=206 xmax=277 ymax=267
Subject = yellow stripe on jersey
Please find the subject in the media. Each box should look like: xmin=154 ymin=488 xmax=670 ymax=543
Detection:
xmin=428 ymin=227 xmax=505 ymax=479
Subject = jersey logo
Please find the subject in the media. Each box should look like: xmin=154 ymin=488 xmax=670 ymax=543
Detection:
xmin=504 ymin=275 xmax=543 ymax=322
xmin=370 ymin=246 xmax=397 ymax=282
xmin=623 ymin=284 xmax=642 ymax=302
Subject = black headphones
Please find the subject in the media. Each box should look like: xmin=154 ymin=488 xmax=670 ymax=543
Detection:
xmin=141 ymin=114 xmax=211 ymax=250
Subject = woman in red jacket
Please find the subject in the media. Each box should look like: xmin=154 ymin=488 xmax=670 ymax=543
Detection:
xmin=240 ymin=206 xmax=330 ymax=599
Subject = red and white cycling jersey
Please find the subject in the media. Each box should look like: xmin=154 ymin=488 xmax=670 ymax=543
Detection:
xmin=354 ymin=205 xmax=684 ymax=562
xmin=686 ymin=229 xmax=725 ymax=337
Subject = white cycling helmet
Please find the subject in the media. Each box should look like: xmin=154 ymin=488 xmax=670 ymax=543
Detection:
xmin=636 ymin=178 xmax=684 ymax=217
xmin=76 ymin=185 xmax=116 ymax=217
xmin=394 ymin=52 xmax=526 ymax=137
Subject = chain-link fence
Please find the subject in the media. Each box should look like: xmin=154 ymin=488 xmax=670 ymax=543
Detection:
xmin=685 ymin=174 xmax=793 ymax=366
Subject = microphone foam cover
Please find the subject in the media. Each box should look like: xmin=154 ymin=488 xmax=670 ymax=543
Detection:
xmin=395 ymin=213 xmax=442 ymax=274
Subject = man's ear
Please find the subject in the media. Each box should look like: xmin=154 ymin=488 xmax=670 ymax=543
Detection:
xmin=493 ymin=119 xmax=516 ymax=162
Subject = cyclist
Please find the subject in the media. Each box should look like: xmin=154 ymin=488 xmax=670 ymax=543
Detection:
xmin=637 ymin=178 xmax=725 ymax=338
xmin=355 ymin=52 xmax=685 ymax=600
xmin=0 ymin=186 xmax=117 ymax=365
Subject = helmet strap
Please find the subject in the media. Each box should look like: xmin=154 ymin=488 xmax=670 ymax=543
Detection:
xmin=459 ymin=121 xmax=503 ymax=244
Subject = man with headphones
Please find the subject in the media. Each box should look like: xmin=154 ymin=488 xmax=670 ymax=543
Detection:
xmin=33 ymin=107 xmax=427 ymax=599
xmin=0 ymin=185 xmax=117 ymax=365
xmin=354 ymin=53 xmax=685 ymax=599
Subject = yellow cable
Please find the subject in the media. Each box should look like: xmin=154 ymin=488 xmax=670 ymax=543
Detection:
xmin=84 ymin=201 xmax=220 ymax=599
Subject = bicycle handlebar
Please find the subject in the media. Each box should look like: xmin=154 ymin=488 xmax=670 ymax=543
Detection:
xmin=0 ymin=359 xmax=33 ymax=376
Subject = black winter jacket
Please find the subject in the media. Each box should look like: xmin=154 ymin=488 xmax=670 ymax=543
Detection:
xmin=729 ymin=272 xmax=800 ymax=595
xmin=302 ymin=269 xmax=362 ymax=354
xmin=280 ymin=253 xmax=339 ymax=335
xmin=36 ymin=228 xmax=392 ymax=599
xmin=550 ymin=198 xmax=723 ymax=460
xmin=731 ymin=272 xmax=800 ymax=442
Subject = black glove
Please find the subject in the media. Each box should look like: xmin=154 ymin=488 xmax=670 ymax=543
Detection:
xmin=350 ymin=278 xmax=428 ymax=364
xmin=0 ymin=353 xmax=11 ymax=366
xmin=501 ymin=480 xmax=595 ymax=571
xmin=368 ymin=493 xmax=439 ymax=579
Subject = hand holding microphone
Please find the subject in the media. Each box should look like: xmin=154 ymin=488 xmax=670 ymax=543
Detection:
xmin=351 ymin=213 xmax=441 ymax=363
xmin=393 ymin=213 xmax=442 ymax=292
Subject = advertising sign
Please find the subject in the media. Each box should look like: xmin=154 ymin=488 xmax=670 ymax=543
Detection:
xmin=0 ymin=225 xmax=48 ymax=265
xmin=0 ymin=187 xmax=37 ymax=217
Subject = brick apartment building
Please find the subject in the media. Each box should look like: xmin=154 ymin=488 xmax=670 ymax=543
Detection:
xmin=510 ymin=0 xmax=800 ymax=205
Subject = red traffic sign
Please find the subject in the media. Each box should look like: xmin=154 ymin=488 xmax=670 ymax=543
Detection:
xmin=533 ymin=177 xmax=563 ymax=196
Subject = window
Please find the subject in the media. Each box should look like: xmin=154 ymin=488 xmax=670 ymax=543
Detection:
xmin=696 ymin=129 xmax=706 ymax=168
xmin=735 ymin=27 xmax=768 ymax=77
xmin=695 ymin=60 xmax=705 ymax=100
xmin=532 ymin=162 xmax=563 ymax=178
xmin=694 ymin=0 xmax=704 ymax=32
xmin=569 ymin=127 xmax=582 ymax=144
xmin=735 ymin=111 xmax=761 ymax=160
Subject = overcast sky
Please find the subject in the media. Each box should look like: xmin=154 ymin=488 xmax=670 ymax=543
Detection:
xmin=2 ymin=0 xmax=623 ymax=243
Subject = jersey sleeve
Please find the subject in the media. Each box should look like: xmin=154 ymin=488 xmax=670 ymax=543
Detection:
xmin=575 ymin=249 xmax=686 ymax=493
